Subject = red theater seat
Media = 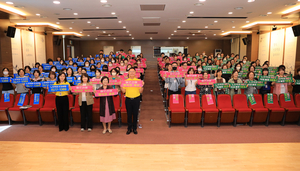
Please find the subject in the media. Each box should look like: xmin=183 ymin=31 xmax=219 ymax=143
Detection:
xmin=0 ymin=94 xmax=14 ymax=124
xmin=264 ymin=94 xmax=285 ymax=125
xmin=23 ymin=94 xmax=44 ymax=125
xmin=202 ymin=94 xmax=218 ymax=127
xmin=168 ymin=94 xmax=185 ymax=127
xmin=92 ymin=97 xmax=100 ymax=123
xmin=279 ymin=94 xmax=300 ymax=125
xmin=40 ymin=94 xmax=56 ymax=124
xmin=233 ymin=94 xmax=252 ymax=126
xmin=185 ymin=94 xmax=202 ymax=126
xmin=217 ymin=94 xmax=235 ymax=126
xmin=8 ymin=94 xmax=29 ymax=123
xmin=248 ymin=94 xmax=268 ymax=126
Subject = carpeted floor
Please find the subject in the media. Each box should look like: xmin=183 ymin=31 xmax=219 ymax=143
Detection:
xmin=0 ymin=59 xmax=299 ymax=144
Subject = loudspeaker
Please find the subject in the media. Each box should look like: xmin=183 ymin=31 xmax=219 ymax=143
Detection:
xmin=56 ymin=39 xmax=62 ymax=46
xmin=242 ymin=38 xmax=247 ymax=45
xmin=292 ymin=25 xmax=300 ymax=37
xmin=6 ymin=26 xmax=16 ymax=38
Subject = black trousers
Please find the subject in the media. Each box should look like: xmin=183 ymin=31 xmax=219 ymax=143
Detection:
xmin=56 ymin=96 xmax=69 ymax=131
xmin=125 ymin=96 xmax=140 ymax=131
xmin=80 ymin=101 xmax=93 ymax=129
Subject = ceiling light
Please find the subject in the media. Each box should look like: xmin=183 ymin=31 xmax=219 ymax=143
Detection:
xmin=150 ymin=37 xmax=152 ymax=39
xmin=267 ymin=12 xmax=272 ymax=15
xmin=228 ymin=12 xmax=233 ymax=14
xmin=87 ymin=21 xmax=91 ymax=23
xmin=0 ymin=4 xmax=26 ymax=16
xmin=53 ymin=1 xmax=60 ymax=4
xmin=190 ymin=11 xmax=194 ymax=14
xmin=246 ymin=21 xmax=250 ymax=23
xmin=87 ymin=35 xmax=90 ymax=36
xmin=199 ymin=0 xmax=206 ymax=1
xmin=129 ymin=34 xmax=131 ymax=36
xmin=123 ymin=26 xmax=126 ymax=28
xmin=95 ymin=38 xmax=98 ymax=40
xmin=100 ymin=0 xmax=107 ymax=3
xmin=248 ymin=0 xmax=255 ymax=2
xmin=103 ymin=31 xmax=106 ymax=33
xmin=63 ymin=8 xmax=72 ymax=10
xmin=52 ymin=32 xmax=82 ymax=37
xmin=16 ymin=23 xmax=60 ymax=29
xmin=118 ymin=21 xmax=122 ymax=23
xmin=171 ymin=34 xmax=174 ymax=36
xmin=168 ymin=37 xmax=171 ymax=39
xmin=71 ymin=22 xmax=74 ymax=24
xmin=178 ymin=26 xmax=181 ymax=28
xmin=69 ymin=27 xmax=72 ymax=29
xmin=222 ymin=31 xmax=224 ymax=32
xmin=214 ymin=34 xmax=216 ymax=36
xmin=56 ymin=22 xmax=60 ymax=24
xmin=73 ymin=13 xmax=78 ymax=15
xmin=132 ymin=37 xmax=134 ymax=39
xmin=221 ymin=31 xmax=252 ymax=36
xmin=205 ymin=26 xmax=208 ymax=28
xmin=282 ymin=4 xmax=300 ymax=14
xmin=113 ymin=37 xmax=116 ymax=39
xmin=242 ymin=21 xmax=293 ymax=28
xmin=232 ymin=26 xmax=235 ymax=28
xmin=234 ymin=7 xmax=243 ymax=10
xmin=192 ymin=34 xmax=195 ymax=36
xmin=187 ymin=37 xmax=189 ymax=39
xmin=36 ymin=13 xmax=40 ymax=16
xmin=174 ymin=30 xmax=177 ymax=32
xmin=108 ymin=34 xmax=111 ymax=36
xmin=111 ymin=12 xmax=115 ymax=15
xmin=126 ymin=31 xmax=129 ymax=33
xmin=214 ymin=20 xmax=218 ymax=23
xmin=6 ymin=2 xmax=13 ymax=5
xmin=205 ymin=37 xmax=207 ymax=39
xmin=182 ymin=20 xmax=186 ymax=23
xmin=96 ymin=27 xmax=99 ymax=29
xmin=79 ymin=31 xmax=82 ymax=33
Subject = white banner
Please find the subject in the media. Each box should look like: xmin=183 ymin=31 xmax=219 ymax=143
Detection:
xmin=284 ymin=27 xmax=297 ymax=76
xmin=258 ymin=32 xmax=270 ymax=64
xmin=269 ymin=29 xmax=285 ymax=67
xmin=22 ymin=30 xmax=35 ymax=67
xmin=11 ymin=28 xmax=23 ymax=73
xmin=35 ymin=33 xmax=46 ymax=64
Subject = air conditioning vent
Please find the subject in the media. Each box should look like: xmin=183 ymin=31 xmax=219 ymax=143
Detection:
xmin=140 ymin=4 xmax=165 ymax=11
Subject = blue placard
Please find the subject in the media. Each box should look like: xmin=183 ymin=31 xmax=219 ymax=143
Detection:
xmin=12 ymin=77 xmax=30 ymax=84
xmin=77 ymin=62 xmax=84 ymax=66
xmin=41 ymin=81 xmax=56 ymax=87
xmin=95 ymin=60 xmax=100 ymax=64
xmin=67 ymin=77 xmax=75 ymax=83
xmin=74 ymin=80 xmax=81 ymax=85
xmin=87 ymin=71 xmax=95 ymax=77
xmin=72 ymin=58 xmax=78 ymax=63
xmin=56 ymin=65 xmax=66 ymax=70
xmin=42 ymin=64 xmax=52 ymax=70
xmin=13 ymin=74 xmax=18 ymax=78
xmin=33 ymin=93 xmax=40 ymax=105
xmin=31 ymin=68 xmax=38 ymax=72
xmin=83 ymin=58 xmax=87 ymax=61
xmin=42 ymin=73 xmax=49 ymax=78
xmin=4 ymin=93 xmax=10 ymax=102
xmin=95 ymin=54 xmax=99 ymax=57
xmin=68 ymin=66 xmax=77 ymax=71
xmin=0 ymin=77 xmax=11 ymax=83
xmin=83 ymin=67 xmax=91 ymax=71
xmin=53 ymin=61 xmax=60 ymax=65
xmin=65 ymin=61 xmax=69 ymax=64
xmin=17 ymin=93 xmax=26 ymax=106
xmin=25 ymin=82 xmax=42 ymax=88
xmin=48 ymin=84 xmax=69 ymax=92
xmin=25 ymin=73 xmax=33 ymax=78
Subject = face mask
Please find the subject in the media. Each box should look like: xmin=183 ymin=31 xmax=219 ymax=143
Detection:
xmin=112 ymin=61 xmax=115 ymax=63
xmin=243 ymin=60 xmax=246 ymax=64
xmin=101 ymin=60 xmax=104 ymax=62
xmin=51 ymin=69 xmax=56 ymax=72
xmin=109 ymin=64 xmax=112 ymax=67
xmin=85 ymin=64 xmax=89 ymax=67
xmin=198 ymin=68 xmax=202 ymax=72
xmin=237 ymin=67 xmax=241 ymax=70
xmin=172 ymin=67 xmax=177 ymax=71
xmin=103 ymin=69 xmax=108 ymax=72
xmin=3 ymin=71 xmax=8 ymax=75
xmin=96 ymin=73 xmax=100 ymax=76
xmin=112 ymin=72 xmax=116 ymax=76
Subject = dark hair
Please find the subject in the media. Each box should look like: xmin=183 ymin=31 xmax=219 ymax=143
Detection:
xmin=110 ymin=68 xmax=117 ymax=75
xmin=187 ymin=67 xmax=195 ymax=75
xmin=80 ymin=73 xmax=90 ymax=83
xmin=90 ymin=65 xmax=96 ymax=71
xmin=33 ymin=70 xmax=40 ymax=76
xmin=262 ymin=68 xmax=269 ymax=76
xmin=129 ymin=67 xmax=136 ymax=71
xmin=48 ymin=71 xmax=56 ymax=79
xmin=234 ymin=63 xmax=241 ymax=70
xmin=95 ymin=69 xmax=101 ymax=75
xmin=2 ymin=67 xmax=9 ymax=72
xmin=18 ymin=69 xmax=25 ymax=75
xmin=278 ymin=65 xmax=285 ymax=71
xmin=101 ymin=76 xmax=109 ymax=83
xmin=247 ymin=71 xmax=255 ymax=79
xmin=56 ymin=72 xmax=67 ymax=84
xmin=61 ymin=68 xmax=67 ymax=73
xmin=171 ymin=62 xmax=177 ymax=65
xmin=35 ymin=62 xmax=40 ymax=67
xmin=216 ymin=69 xmax=222 ymax=74
xmin=66 ymin=67 xmax=74 ymax=77
xmin=24 ymin=66 xmax=31 ymax=72
xmin=50 ymin=65 xmax=57 ymax=71
xmin=248 ymin=65 xmax=255 ymax=72
xmin=297 ymin=68 xmax=300 ymax=73
xmin=232 ymin=69 xmax=239 ymax=76
xmin=47 ymin=58 xmax=53 ymax=64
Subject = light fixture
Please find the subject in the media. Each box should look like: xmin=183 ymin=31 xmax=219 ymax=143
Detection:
xmin=199 ymin=0 xmax=206 ymax=1
xmin=96 ymin=27 xmax=99 ymax=29
xmin=187 ymin=37 xmax=189 ymax=39
xmin=69 ymin=27 xmax=72 ymax=29
xmin=126 ymin=31 xmax=129 ymax=33
xmin=190 ymin=11 xmax=194 ymax=14
xmin=272 ymin=25 xmax=277 ymax=31
xmin=248 ymin=0 xmax=255 ymax=2
xmin=56 ymin=22 xmax=60 ymax=24
xmin=79 ymin=31 xmax=82 ymax=33
xmin=214 ymin=34 xmax=216 ymax=36
xmin=16 ymin=23 xmax=60 ymax=29
xmin=111 ymin=12 xmax=115 ymax=15
xmin=108 ymin=34 xmax=111 ymax=36
xmin=178 ymin=26 xmax=181 ymax=28
xmin=113 ymin=37 xmax=116 ymax=39
xmin=87 ymin=21 xmax=91 ymax=23
xmin=182 ymin=20 xmax=186 ymax=23
xmin=242 ymin=21 xmax=293 ymax=29
xmin=222 ymin=31 xmax=224 ymax=32
xmin=171 ymin=34 xmax=174 ymax=36
xmin=192 ymin=34 xmax=195 ymax=36
xmin=95 ymin=38 xmax=98 ymax=40
xmin=198 ymin=30 xmax=201 ymax=32
xmin=214 ymin=20 xmax=218 ymax=23
xmin=246 ymin=21 xmax=250 ymax=23
xmin=132 ymin=37 xmax=134 ymax=39
xmin=228 ymin=12 xmax=233 ymax=14
xmin=267 ymin=12 xmax=272 ymax=15
xmin=118 ymin=21 xmax=122 ymax=23
xmin=100 ymin=0 xmax=107 ymax=3
xmin=53 ymin=1 xmax=60 ymax=4
xmin=73 ymin=13 xmax=78 ymax=15
xmin=205 ymin=37 xmax=207 ymax=39
xmin=36 ymin=13 xmax=40 ymax=16
xmin=0 ymin=4 xmax=26 ymax=16
xmin=150 ymin=37 xmax=152 ymax=39
xmin=103 ymin=31 xmax=106 ymax=33
xmin=6 ymin=2 xmax=13 ymax=5
xmin=168 ymin=37 xmax=171 ymax=39
xmin=282 ymin=4 xmax=300 ymax=15
xmin=205 ymin=26 xmax=208 ymax=28
xmin=129 ymin=34 xmax=131 ymax=36
xmin=221 ymin=31 xmax=252 ymax=36
xmin=123 ymin=26 xmax=126 ymax=28
xmin=232 ymin=26 xmax=235 ymax=28
xmin=174 ymin=30 xmax=177 ymax=32
xmin=87 ymin=35 xmax=90 ymax=36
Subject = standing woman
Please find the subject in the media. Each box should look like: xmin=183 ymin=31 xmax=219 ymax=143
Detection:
xmin=53 ymin=72 xmax=71 ymax=132
xmin=98 ymin=76 xmax=116 ymax=134
xmin=76 ymin=73 xmax=94 ymax=132
xmin=228 ymin=69 xmax=243 ymax=99
xmin=1 ymin=68 xmax=15 ymax=94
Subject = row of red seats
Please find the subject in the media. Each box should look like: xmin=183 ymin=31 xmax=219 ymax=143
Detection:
xmin=168 ymin=94 xmax=300 ymax=127
xmin=0 ymin=94 xmax=132 ymax=126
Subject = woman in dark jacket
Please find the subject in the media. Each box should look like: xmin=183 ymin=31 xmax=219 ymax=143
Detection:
xmin=98 ymin=76 xmax=116 ymax=134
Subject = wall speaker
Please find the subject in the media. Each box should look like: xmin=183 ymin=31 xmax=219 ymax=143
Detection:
xmin=242 ymin=38 xmax=247 ymax=45
xmin=6 ymin=26 xmax=16 ymax=38
xmin=56 ymin=39 xmax=62 ymax=46
xmin=292 ymin=24 xmax=300 ymax=37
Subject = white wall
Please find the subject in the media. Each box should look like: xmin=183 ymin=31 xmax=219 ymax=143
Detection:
xmin=231 ymin=36 xmax=247 ymax=57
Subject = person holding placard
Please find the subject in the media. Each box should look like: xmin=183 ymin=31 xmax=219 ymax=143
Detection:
xmin=15 ymin=69 xmax=29 ymax=94
xmin=30 ymin=70 xmax=44 ymax=94
xmin=45 ymin=71 xmax=57 ymax=94
xmin=97 ymin=76 xmax=116 ymax=134
xmin=74 ymin=73 xmax=94 ymax=132
xmin=272 ymin=65 xmax=290 ymax=98
xmin=292 ymin=68 xmax=300 ymax=97
xmin=110 ymin=68 xmax=121 ymax=92
xmin=185 ymin=68 xmax=197 ymax=96
xmin=260 ymin=68 xmax=272 ymax=97
xmin=228 ymin=69 xmax=243 ymax=99
xmin=244 ymin=71 xmax=260 ymax=95
xmin=120 ymin=68 xmax=144 ymax=135
xmin=53 ymin=72 xmax=71 ymax=132
xmin=197 ymin=71 xmax=214 ymax=105
xmin=1 ymin=68 xmax=14 ymax=94
xmin=165 ymin=62 xmax=185 ymax=95
xmin=214 ymin=69 xmax=226 ymax=96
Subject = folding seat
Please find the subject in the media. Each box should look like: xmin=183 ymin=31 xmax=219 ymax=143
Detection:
xmin=217 ymin=94 xmax=235 ymax=127
xmin=92 ymin=97 xmax=100 ymax=123
xmin=120 ymin=94 xmax=130 ymax=123
xmin=23 ymin=94 xmax=44 ymax=125
xmin=70 ymin=95 xmax=81 ymax=123
xmin=8 ymin=94 xmax=29 ymax=123
xmin=295 ymin=94 xmax=300 ymax=108
xmin=264 ymin=94 xmax=285 ymax=126
xmin=0 ymin=94 xmax=14 ymax=124
xmin=168 ymin=94 xmax=185 ymax=127
xmin=279 ymin=94 xmax=300 ymax=125
xmin=232 ymin=94 xmax=252 ymax=126
xmin=185 ymin=94 xmax=202 ymax=126
xmin=248 ymin=94 xmax=268 ymax=126
xmin=112 ymin=95 xmax=121 ymax=126
xmin=40 ymin=94 xmax=57 ymax=125
xmin=201 ymin=94 xmax=219 ymax=127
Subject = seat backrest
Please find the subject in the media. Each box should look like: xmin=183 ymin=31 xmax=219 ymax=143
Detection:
xmin=93 ymin=97 xmax=100 ymax=108
xmin=185 ymin=94 xmax=200 ymax=109
xmin=249 ymin=94 xmax=264 ymax=108
xmin=217 ymin=94 xmax=232 ymax=108
xmin=113 ymin=95 xmax=121 ymax=109
xmin=295 ymin=94 xmax=300 ymax=107
xmin=0 ymin=94 xmax=14 ymax=108
xmin=74 ymin=95 xmax=80 ymax=108
xmin=14 ymin=94 xmax=29 ymax=107
xmin=68 ymin=94 xmax=74 ymax=108
xmin=264 ymin=94 xmax=280 ymax=108
xmin=43 ymin=94 xmax=56 ymax=108
xmin=279 ymin=93 xmax=295 ymax=108
xmin=181 ymin=87 xmax=185 ymax=97
xmin=202 ymin=94 xmax=217 ymax=109
xmin=169 ymin=94 xmax=184 ymax=109
xmin=28 ymin=94 xmax=44 ymax=108
xmin=233 ymin=94 xmax=248 ymax=109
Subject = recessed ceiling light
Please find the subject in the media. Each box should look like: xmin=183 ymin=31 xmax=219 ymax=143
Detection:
xmin=118 ymin=21 xmax=122 ymax=23
xmin=113 ymin=37 xmax=116 ymax=39
xmin=246 ymin=21 xmax=250 ymax=23
xmin=129 ymin=34 xmax=131 ymax=36
xmin=79 ymin=31 xmax=82 ymax=33
xmin=174 ymin=30 xmax=177 ymax=32
xmin=194 ymin=3 xmax=204 ymax=6
xmin=126 ymin=31 xmax=129 ymax=33
xmin=96 ymin=27 xmax=99 ymax=29
xmin=123 ymin=26 xmax=126 ymax=28
xmin=198 ymin=30 xmax=201 ymax=32
xmin=248 ymin=0 xmax=255 ymax=2
xmin=53 ymin=1 xmax=60 ymax=4
xmin=150 ymin=37 xmax=152 ymax=39
xmin=108 ymin=34 xmax=111 ymax=36
xmin=6 ymin=2 xmax=13 ymax=5
xmin=199 ymin=0 xmax=206 ymax=1
xmin=132 ymin=37 xmax=134 ymax=39
xmin=190 ymin=11 xmax=194 ymax=14
xmin=228 ymin=12 xmax=233 ymax=14
xmin=187 ymin=37 xmax=189 ymax=39
xmin=87 ymin=35 xmax=90 ymax=36
xmin=232 ymin=26 xmax=235 ymax=28
xmin=100 ymin=0 xmax=107 ymax=3
xmin=102 ymin=4 xmax=112 ymax=7
xmin=168 ymin=37 xmax=171 ymax=39
xmin=36 ymin=13 xmax=40 ymax=16
xmin=56 ymin=22 xmax=60 ymax=24
xmin=178 ymin=26 xmax=181 ymax=28
xmin=95 ymin=38 xmax=98 ymax=40
xmin=267 ymin=12 xmax=272 ymax=15
xmin=69 ymin=27 xmax=72 ymax=29
xmin=182 ymin=20 xmax=186 ymax=23
xmin=214 ymin=34 xmax=216 ymax=36
xmin=222 ymin=31 xmax=224 ymax=32
xmin=111 ymin=12 xmax=116 ymax=15
xmin=171 ymin=34 xmax=174 ymax=36
xmin=205 ymin=37 xmax=207 ymax=39
xmin=205 ymin=26 xmax=208 ymax=28
xmin=87 ymin=21 xmax=91 ymax=23
xmin=234 ymin=7 xmax=243 ymax=10
xmin=73 ymin=13 xmax=78 ymax=15
xmin=63 ymin=8 xmax=72 ymax=10
xmin=214 ymin=20 xmax=218 ymax=23
xmin=103 ymin=31 xmax=106 ymax=33
xmin=71 ymin=22 xmax=74 ymax=24
xmin=192 ymin=34 xmax=195 ymax=36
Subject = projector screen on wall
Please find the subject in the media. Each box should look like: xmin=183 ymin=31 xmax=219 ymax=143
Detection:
xmin=161 ymin=47 xmax=184 ymax=56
